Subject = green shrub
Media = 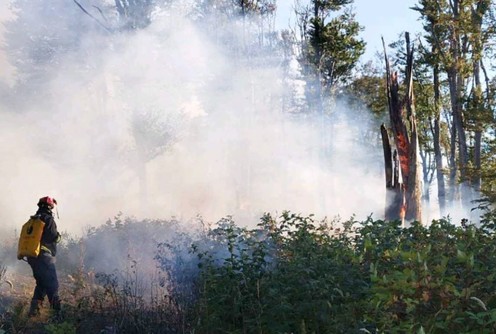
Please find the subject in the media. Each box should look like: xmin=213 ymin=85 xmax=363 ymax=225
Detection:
xmin=45 ymin=321 xmax=77 ymax=334
xmin=191 ymin=213 xmax=496 ymax=334
xmin=5 ymin=212 xmax=496 ymax=333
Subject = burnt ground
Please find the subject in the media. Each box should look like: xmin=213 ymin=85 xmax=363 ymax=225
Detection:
xmin=0 ymin=261 xmax=116 ymax=334
xmin=1 ymin=263 xmax=55 ymax=333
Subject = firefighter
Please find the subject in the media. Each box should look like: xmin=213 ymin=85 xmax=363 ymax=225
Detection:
xmin=27 ymin=196 xmax=62 ymax=317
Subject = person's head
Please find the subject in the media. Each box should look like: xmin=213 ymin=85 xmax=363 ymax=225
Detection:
xmin=37 ymin=196 xmax=57 ymax=210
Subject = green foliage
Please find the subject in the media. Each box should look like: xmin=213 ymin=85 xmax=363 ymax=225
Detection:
xmin=478 ymin=136 xmax=496 ymax=213
xmin=45 ymin=321 xmax=77 ymax=334
xmin=413 ymin=0 xmax=496 ymax=207
xmin=343 ymin=61 xmax=387 ymax=116
xmin=191 ymin=212 xmax=367 ymax=333
xmin=191 ymin=213 xmax=496 ymax=333
xmin=5 ymin=213 xmax=496 ymax=333
xmin=361 ymin=219 xmax=496 ymax=333
xmin=297 ymin=0 xmax=365 ymax=100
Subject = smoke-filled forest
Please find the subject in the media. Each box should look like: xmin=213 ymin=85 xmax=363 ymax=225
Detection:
xmin=1 ymin=0 xmax=496 ymax=333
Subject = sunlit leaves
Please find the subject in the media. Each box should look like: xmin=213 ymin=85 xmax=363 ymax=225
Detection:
xmin=191 ymin=214 xmax=496 ymax=333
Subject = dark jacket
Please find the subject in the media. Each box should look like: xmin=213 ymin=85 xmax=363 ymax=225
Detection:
xmin=34 ymin=206 xmax=60 ymax=256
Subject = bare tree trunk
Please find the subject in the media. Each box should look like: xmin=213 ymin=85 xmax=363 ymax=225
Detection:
xmin=473 ymin=60 xmax=483 ymax=194
xmin=381 ymin=33 xmax=422 ymax=225
xmin=446 ymin=0 xmax=471 ymax=208
xmin=432 ymin=62 xmax=446 ymax=215
xmin=419 ymin=149 xmax=431 ymax=202
xmin=448 ymin=118 xmax=458 ymax=203
xmin=404 ymin=35 xmax=422 ymax=222
xmin=447 ymin=69 xmax=470 ymax=179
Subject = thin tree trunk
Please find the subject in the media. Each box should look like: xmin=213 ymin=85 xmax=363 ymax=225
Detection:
xmin=447 ymin=0 xmax=471 ymax=208
xmin=404 ymin=34 xmax=422 ymax=222
xmin=473 ymin=62 xmax=482 ymax=193
xmin=420 ymin=149 xmax=430 ymax=202
xmin=448 ymin=115 xmax=458 ymax=202
xmin=448 ymin=69 xmax=470 ymax=182
xmin=432 ymin=62 xmax=446 ymax=215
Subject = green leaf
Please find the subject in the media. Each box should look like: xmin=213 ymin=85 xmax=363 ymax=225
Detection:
xmin=457 ymin=249 xmax=467 ymax=261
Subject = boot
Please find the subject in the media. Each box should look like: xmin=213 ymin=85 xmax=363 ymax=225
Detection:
xmin=28 ymin=299 xmax=43 ymax=317
xmin=50 ymin=296 xmax=62 ymax=315
xmin=49 ymin=296 xmax=63 ymax=321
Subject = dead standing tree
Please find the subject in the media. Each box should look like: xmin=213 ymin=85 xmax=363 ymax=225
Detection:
xmin=381 ymin=33 xmax=422 ymax=226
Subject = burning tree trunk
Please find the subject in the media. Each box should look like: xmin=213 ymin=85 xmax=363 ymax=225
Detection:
xmin=381 ymin=33 xmax=422 ymax=225
xmin=381 ymin=124 xmax=402 ymax=221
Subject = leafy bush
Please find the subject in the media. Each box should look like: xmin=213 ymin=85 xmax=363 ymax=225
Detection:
xmin=45 ymin=321 xmax=77 ymax=334
xmin=190 ymin=213 xmax=368 ymax=333
xmin=3 ymin=212 xmax=496 ymax=333
xmin=361 ymin=219 xmax=496 ymax=333
xmin=190 ymin=213 xmax=496 ymax=334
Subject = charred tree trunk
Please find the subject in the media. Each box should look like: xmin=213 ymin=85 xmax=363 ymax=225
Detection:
xmin=381 ymin=33 xmax=422 ymax=225
xmin=381 ymin=124 xmax=401 ymax=221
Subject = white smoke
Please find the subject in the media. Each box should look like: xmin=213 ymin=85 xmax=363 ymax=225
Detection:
xmin=0 ymin=2 xmax=386 ymax=237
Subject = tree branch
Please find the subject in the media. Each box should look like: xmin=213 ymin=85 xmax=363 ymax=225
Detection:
xmin=73 ymin=0 xmax=112 ymax=33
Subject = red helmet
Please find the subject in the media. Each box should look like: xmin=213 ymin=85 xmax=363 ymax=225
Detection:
xmin=38 ymin=196 xmax=58 ymax=209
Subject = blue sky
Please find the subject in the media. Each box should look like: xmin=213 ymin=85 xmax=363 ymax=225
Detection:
xmin=276 ymin=0 xmax=423 ymax=62
xmin=354 ymin=0 xmax=422 ymax=60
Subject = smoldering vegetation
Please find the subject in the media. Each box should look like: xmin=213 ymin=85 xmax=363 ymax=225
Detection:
xmin=2 ymin=212 xmax=496 ymax=333
xmin=0 ymin=214 xmax=204 ymax=332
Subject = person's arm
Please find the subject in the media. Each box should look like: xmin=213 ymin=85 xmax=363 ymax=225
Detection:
xmin=43 ymin=215 xmax=60 ymax=243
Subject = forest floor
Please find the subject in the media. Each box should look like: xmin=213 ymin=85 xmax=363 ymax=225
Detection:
xmin=0 ymin=262 xmax=114 ymax=334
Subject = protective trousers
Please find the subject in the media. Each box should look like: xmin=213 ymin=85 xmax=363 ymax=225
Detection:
xmin=28 ymin=252 xmax=60 ymax=310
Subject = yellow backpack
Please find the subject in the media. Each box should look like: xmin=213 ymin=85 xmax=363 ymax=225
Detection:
xmin=17 ymin=216 xmax=45 ymax=260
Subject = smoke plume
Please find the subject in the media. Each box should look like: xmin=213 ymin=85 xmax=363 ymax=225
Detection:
xmin=0 ymin=1 xmax=386 ymax=237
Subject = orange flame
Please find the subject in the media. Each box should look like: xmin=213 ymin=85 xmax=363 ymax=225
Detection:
xmin=396 ymin=132 xmax=409 ymax=180
xmin=400 ymin=204 xmax=406 ymax=224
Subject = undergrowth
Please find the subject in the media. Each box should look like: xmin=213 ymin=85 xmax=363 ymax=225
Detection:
xmin=0 ymin=211 xmax=495 ymax=333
